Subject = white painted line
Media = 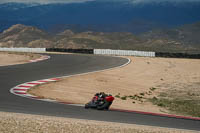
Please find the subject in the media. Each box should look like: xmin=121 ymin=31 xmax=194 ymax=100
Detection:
xmin=40 ymin=79 xmax=58 ymax=82
xmin=58 ymin=57 xmax=131 ymax=79
xmin=13 ymin=86 xmax=30 ymax=90
xmin=39 ymin=99 xmax=57 ymax=102
xmin=13 ymin=91 xmax=27 ymax=94
xmin=21 ymin=83 xmax=35 ymax=87
xmin=29 ymin=81 xmax=45 ymax=84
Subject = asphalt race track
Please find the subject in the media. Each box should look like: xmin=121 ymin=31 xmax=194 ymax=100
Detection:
xmin=0 ymin=54 xmax=200 ymax=131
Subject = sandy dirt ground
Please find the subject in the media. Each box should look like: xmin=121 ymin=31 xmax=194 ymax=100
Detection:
xmin=30 ymin=56 xmax=200 ymax=115
xmin=0 ymin=52 xmax=40 ymax=66
xmin=0 ymin=111 xmax=197 ymax=133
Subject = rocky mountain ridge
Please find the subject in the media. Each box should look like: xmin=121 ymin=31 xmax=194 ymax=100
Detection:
xmin=0 ymin=23 xmax=200 ymax=53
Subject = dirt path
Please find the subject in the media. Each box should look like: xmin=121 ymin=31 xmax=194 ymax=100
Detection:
xmin=29 ymin=56 xmax=200 ymax=115
xmin=0 ymin=52 xmax=40 ymax=66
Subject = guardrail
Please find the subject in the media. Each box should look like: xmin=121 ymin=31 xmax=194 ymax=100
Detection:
xmin=1 ymin=47 xmax=200 ymax=59
xmin=156 ymin=52 xmax=200 ymax=59
xmin=46 ymin=48 xmax=94 ymax=54
xmin=0 ymin=48 xmax=46 ymax=53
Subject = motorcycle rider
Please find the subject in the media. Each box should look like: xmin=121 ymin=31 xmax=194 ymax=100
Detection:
xmin=85 ymin=92 xmax=114 ymax=110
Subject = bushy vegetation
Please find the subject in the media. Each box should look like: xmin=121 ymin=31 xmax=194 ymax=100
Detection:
xmin=150 ymin=97 xmax=200 ymax=117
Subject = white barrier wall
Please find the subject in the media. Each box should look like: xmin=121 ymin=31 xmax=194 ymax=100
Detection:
xmin=94 ymin=49 xmax=155 ymax=57
xmin=0 ymin=48 xmax=46 ymax=53
xmin=0 ymin=48 xmax=156 ymax=57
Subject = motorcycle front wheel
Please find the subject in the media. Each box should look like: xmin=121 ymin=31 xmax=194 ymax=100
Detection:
xmin=97 ymin=101 xmax=110 ymax=110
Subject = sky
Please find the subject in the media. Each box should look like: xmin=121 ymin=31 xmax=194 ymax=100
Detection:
xmin=0 ymin=0 xmax=94 ymax=4
xmin=0 ymin=0 xmax=200 ymax=4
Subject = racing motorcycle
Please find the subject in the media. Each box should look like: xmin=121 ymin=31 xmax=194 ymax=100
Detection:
xmin=85 ymin=92 xmax=114 ymax=110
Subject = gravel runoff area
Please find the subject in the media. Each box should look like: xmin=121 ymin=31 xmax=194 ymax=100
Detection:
xmin=0 ymin=51 xmax=41 ymax=66
xmin=0 ymin=111 xmax=197 ymax=133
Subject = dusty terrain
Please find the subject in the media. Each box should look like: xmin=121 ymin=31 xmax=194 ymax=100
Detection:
xmin=0 ymin=52 xmax=40 ymax=66
xmin=30 ymin=56 xmax=200 ymax=116
xmin=0 ymin=111 xmax=196 ymax=133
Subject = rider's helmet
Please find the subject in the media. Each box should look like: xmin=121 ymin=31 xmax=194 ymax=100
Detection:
xmin=95 ymin=93 xmax=100 ymax=96
xmin=99 ymin=92 xmax=106 ymax=98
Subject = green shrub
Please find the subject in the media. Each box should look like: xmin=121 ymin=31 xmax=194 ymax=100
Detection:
xmin=121 ymin=96 xmax=127 ymax=100
xmin=115 ymin=93 xmax=121 ymax=98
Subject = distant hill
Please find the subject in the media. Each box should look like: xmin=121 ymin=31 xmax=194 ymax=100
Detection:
xmin=0 ymin=1 xmax=200 ymax=34
xmin=0 ymin=24 xmax=52 ymax=48
xmin=0 ymin=23 xmax=200 ymax=53
xmin=141 ymin=22 xmax=200 ymax=51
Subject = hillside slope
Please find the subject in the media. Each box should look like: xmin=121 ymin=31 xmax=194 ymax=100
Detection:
xmin=0 ymin=23 xmax=199 ymax=53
